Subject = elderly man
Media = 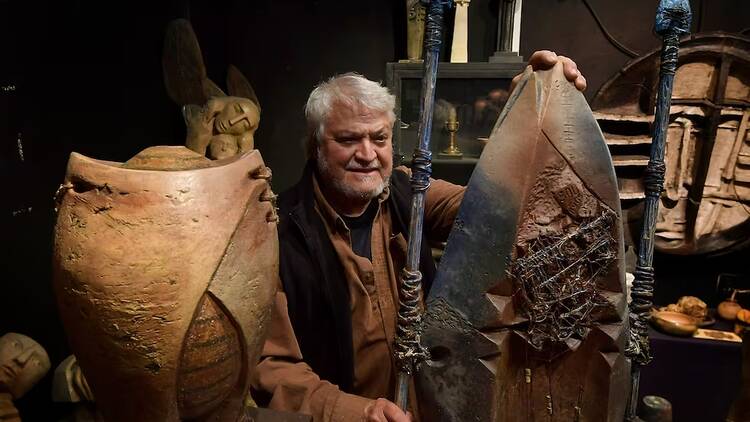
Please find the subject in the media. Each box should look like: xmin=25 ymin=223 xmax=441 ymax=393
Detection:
xmin=252 ymin=51 xmax=586 ymax=422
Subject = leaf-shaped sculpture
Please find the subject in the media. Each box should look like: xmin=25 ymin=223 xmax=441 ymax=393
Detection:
xmin=227 ymin=64 xmax=261 ymax=111
xmin=416 ymin=63 xmax=630 ymax=422
xmin=162 ymin=18 xmax=210 ymax=107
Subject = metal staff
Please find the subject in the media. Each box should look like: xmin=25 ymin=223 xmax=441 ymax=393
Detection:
xmin=625 ymin=1 xmax=691 ymax=420
xmin=393 ymin=0 xmax=452 ymax=411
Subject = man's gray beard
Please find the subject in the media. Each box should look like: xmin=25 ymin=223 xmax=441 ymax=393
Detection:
xmin=316 ymin=152 xmax=390 ymax=201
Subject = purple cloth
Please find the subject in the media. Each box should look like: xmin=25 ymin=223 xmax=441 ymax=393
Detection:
xmin=639 ymin=317 xmax=742 ymax=421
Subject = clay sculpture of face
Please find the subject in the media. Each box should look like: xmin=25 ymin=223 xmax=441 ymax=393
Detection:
xmin=214 ymin=97 xmax=260 ymax=136
xmin=0 ymin=333 xmax=51 ymax=399
xmin=184 ymin=96 xmax=261 ymax=160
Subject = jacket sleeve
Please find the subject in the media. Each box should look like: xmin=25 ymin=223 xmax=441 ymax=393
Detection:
xmin=251 ymin=286 xmax=372 ymax=422
xmin=394 ymin=166 xmax=465 ymax=243
xmin=423 ymin=177 xmax=465 ymax=243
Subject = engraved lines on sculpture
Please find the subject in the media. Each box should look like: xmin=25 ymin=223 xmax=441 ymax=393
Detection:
xmin=416 ymin=64 xmax=629 ymax=422
xmin=508 ymin=161 xmax=617 ymax=352
xmin=177 ymin=293 xmax=243 ymax=418
xmin=593 ymin=33 xmax=750 ymax=255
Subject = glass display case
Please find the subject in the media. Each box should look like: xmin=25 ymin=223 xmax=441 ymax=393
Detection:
xmin=386 ymin=62 xmax=525 ymax=184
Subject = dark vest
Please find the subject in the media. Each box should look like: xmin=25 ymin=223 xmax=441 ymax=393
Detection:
xmin=275 ymin=162 xmax=436 ymax=393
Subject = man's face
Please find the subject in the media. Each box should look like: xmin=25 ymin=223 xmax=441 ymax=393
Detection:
xmin=0 ymin=333 xmax=50 ymax=399
xmin=316 ymin=102 xmax=394 ymax=202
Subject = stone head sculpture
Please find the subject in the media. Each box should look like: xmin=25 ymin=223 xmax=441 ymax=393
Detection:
xmin=162 ymin=19 xmax=262 ymax=160
xmin=0 ymin=333 xmax=51 ymax=399
xmin=53 ymin=146 xmax=278 ymax=421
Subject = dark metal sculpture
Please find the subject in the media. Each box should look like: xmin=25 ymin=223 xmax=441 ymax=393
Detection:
xmin=625 ymin=0 xmax=691 ymax=420
xmin=393 ymin=0 xmax=452 ymax=411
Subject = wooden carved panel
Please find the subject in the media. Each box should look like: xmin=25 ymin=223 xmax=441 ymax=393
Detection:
xmin=592 ymin=33 xmax=750 ymax=255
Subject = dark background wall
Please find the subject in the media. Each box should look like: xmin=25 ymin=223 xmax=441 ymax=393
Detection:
xmin=0 ymin=0 xmax=748 ymax=419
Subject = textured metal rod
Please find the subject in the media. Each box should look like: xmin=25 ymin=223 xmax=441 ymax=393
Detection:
xmin=393 ymin=0 xmax=451 ymax=411
xmin=625 ymin=1 xmax=691 ymax=420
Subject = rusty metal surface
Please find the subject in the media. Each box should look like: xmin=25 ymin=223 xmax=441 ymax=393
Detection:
xmin=416 ymin=64 xmax=629 ymax=421
xmin=52 ymin=147 xmax=278 ymax=421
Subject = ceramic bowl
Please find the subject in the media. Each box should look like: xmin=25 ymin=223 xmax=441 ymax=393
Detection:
xmin=650 ymin=310 xmax=699 ymax=336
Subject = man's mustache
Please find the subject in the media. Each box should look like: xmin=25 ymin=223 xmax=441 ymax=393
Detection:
xmin=346 ymin=158 xmax=381 ymax=171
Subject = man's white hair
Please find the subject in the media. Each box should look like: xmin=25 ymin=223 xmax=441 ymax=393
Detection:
xmin=304 ymin=72 xmax=396 ymax=158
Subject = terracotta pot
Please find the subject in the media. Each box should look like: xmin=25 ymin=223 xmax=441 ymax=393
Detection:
xmin=53 ymin=147 xmax=279 ymax=422
xmin=718 ymin=300 xmax=742 ymax=321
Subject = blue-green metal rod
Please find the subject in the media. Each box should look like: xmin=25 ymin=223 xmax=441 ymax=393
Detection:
xmin=394 ymin=0 xmax=451 ymax=412
xmin=625 ymin=1 xmax=691 ymax=420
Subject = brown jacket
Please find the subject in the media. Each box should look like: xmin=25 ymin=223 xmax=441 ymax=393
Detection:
xmin=251 ymin=166 xmax=464 ymax=421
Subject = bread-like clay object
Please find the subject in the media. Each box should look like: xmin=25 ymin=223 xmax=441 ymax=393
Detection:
xmin=676 ymin=296 xmax=708 ymax=320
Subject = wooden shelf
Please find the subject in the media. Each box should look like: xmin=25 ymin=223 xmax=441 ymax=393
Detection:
xmin=604 ymin=135 xmax=652 ymax=146
xmin=737 ymin=153 xmax=750 ymax=166
xmin=432 ymin=157 xmax=479 ymax=165
xmin=594 ymin=112 xmax=654 ymax=123
xmin=613 ymin=155 xmax=650 ymax=167
xmin=619 ymin=191 xmax=646 ymax=200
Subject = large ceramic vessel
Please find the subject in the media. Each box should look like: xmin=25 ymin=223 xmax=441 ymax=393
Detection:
xmin=53 ymin=146 xmax=278 ymax=421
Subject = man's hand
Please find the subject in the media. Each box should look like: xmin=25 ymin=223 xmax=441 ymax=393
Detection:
xmin=363 ymin=398 xmax=413 ymax=422
xmin=510 ymin=50 xmax=587 ymax=93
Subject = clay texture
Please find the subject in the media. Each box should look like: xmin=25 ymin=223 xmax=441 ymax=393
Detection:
xmin=53 ymin=147 xmax=278 ymax=421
